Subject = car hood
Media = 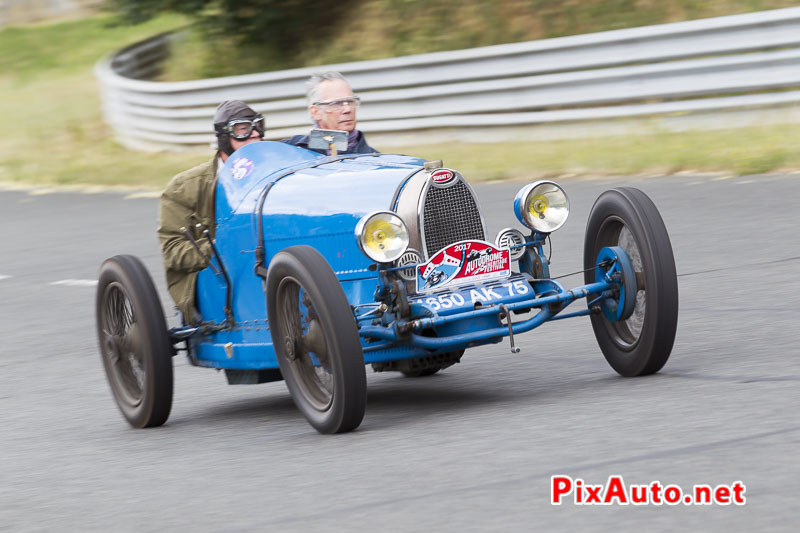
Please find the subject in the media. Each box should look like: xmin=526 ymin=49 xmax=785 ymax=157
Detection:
xmin=214 ymin=141 xmax=426 ymax=277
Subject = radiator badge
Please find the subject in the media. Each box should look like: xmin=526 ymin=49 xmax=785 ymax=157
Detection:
xmin=417 ymin=240 xmax=510 ymax=293
xmin=430 ymin=168 xmax=457 ymax=187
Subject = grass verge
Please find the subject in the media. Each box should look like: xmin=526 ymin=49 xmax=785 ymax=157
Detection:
xmin=381 ymin=124 xmax=800 ymax=182
xmin=0 ymin=13 xmax=206 ymax=190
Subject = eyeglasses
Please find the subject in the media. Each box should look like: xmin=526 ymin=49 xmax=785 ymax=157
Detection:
xmin=224 ymin=115 xmax=265 ymax=140
xmin=312 ymin=96 xmax=361 ymax=111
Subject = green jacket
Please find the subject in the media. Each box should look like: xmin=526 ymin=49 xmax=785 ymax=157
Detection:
xmin=157 ymin=156 xmax=219 ymax=321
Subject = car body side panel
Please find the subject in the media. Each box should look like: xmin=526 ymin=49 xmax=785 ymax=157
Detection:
xmin=261 ymin=167 xmax=421 ymax=278
xmin=192 ymin=275 xmax=431 ymax=369
xmin=192 ymin=142 xmax=428 ymax=369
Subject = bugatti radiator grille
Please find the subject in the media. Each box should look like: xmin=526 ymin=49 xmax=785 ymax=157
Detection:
xmin=421 ymin=180 xmax=485 ymax=258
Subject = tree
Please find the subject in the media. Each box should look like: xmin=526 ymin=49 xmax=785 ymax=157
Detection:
xmin=109 ymin=0 xmax=354 ymax=61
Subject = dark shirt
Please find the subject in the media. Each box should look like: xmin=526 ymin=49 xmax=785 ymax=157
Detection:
xmin=281 ymin=130 xmax=378 ymax=155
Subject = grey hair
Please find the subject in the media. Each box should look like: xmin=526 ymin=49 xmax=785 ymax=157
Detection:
xmin=306 ymin=71 xmax=352 ymax=105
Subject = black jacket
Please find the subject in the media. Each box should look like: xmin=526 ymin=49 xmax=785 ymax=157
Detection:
xmin=281 ymin=130 xmax=378 ymax=155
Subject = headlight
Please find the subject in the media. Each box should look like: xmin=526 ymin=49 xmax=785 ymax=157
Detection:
xmin=513 ymin=181 xmax=570 ymax=233
xmin=355 ymin=211 xmax=410 ymax=263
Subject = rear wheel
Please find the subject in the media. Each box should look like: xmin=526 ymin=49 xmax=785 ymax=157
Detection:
xmin=583 ymin=188 xmax=678 ymax=377
xmin=96 ymin=255 xmax=173 ymax=428
xmin=267 ymin=246 xmax=366 ymax=434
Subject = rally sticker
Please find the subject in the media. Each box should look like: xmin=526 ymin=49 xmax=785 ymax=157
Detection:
xmin=230 ymin=157 xmax=254 ymax=180
xmin=417 ymin=240 xmax=510 ymax=293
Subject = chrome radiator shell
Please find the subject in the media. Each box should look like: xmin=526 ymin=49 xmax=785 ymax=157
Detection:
xmin=394 ymin=169 xmax=487 ymax=260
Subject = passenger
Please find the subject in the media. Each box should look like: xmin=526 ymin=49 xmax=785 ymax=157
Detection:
xmin=282 ymin=71 xmax=378 ymax=155
xmin=158 ymin=100 xmax=264 ymax=322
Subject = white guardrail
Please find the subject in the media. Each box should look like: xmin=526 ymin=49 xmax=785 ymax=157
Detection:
xmin=95 ymin=7 xmax=800 ymax=151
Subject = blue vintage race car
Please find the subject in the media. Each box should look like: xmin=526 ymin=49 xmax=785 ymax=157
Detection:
xmin=95 ymin=141 xmax=678 ymax=434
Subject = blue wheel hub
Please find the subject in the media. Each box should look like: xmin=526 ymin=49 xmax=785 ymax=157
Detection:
xmin=595 ymin=246 xmax=637 ymax=322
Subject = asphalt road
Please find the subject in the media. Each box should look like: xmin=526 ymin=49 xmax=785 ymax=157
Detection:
xmin=1 ymin=173 xmax=798 ymax=531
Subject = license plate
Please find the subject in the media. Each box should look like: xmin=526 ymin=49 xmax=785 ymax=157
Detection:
xmin=416 ymin=240 xmax=510 ymax=293
xmin=410 ymin=277 xmax=533 ymax=313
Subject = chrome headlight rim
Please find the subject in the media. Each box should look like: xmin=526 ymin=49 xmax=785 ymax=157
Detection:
xmin=514 ymin=180 xmax=570 ymax=233
xmin=355 ymin=211 xmax=410 ymax=264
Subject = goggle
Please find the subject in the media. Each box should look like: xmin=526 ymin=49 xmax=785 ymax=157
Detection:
xmin=312 ymin=96 xmax=361 ymax=111
xmin=223 ymin=114 xmax=265 ymax=140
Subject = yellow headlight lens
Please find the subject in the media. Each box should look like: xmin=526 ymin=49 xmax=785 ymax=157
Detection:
xmin=364 ymin=220 xmax=393 ymax=252
xmin=356 ymin=212 xmax=410 ymax=263
xmin=528 ymin=194 xmax=550 ymax=220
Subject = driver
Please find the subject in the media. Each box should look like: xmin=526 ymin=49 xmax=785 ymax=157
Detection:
xmin=157 ymin=100 xmax=264 ymax=322
xmin=282 ymin=71 xmax=377 ymax=155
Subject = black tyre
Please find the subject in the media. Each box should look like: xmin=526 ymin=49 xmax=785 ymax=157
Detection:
xmin=96 ymin=255 xmax=173 ymax=428
xmin=266 ymin=246 xmax=366 ymax=434
xmin=583 ymin=188 xmax=678 ymax=377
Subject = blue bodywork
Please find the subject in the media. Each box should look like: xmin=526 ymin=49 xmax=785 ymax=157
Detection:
xmin=183 ymin=141 xmax=625 ymax=372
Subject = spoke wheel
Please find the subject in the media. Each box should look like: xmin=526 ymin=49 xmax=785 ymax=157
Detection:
xmin=96 ymin=255 xmax=173 ymax=428
xmin=584 ymin=188 xmax=678 ymax=376
xmin=267 ymin=246 xmax=366 ymax=434
xmin=276 ymin=277 xmax=335 ymax=411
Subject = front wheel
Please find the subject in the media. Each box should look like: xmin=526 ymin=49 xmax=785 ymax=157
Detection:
xmin=96 ymin=255 xmax=174 ymax=428
xmin=584 ymin=188 xmax=678 ymax=377
xmin=266 ymin=246 xmax=366 ymax=434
